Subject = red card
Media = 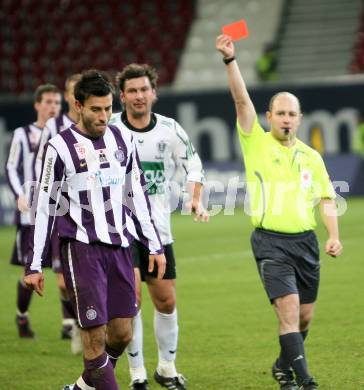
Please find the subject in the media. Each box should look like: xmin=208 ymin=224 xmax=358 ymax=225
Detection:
xmin=222 ymin=20 xmax=249 ymax=41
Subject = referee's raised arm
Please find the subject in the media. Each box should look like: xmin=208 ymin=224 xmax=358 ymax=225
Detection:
xmin=216 ymin=34 xmax=256 ymax=134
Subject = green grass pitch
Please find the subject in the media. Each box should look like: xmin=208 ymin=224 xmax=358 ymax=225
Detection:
xmin=0 ymin=198 xmax=363 ymax=389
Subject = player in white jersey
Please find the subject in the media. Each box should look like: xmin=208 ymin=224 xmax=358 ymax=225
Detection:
xmin=24 ymin=70 xmax=166 ymax=390
xmin=5 ymin=83 xmax=62 ymax=338
xmin=110 ymin=64 xmax=208 ymax=390
xmin=35 ymin=74 xmax=83 ymax=352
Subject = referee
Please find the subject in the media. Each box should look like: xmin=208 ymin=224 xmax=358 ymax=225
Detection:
xmin=216 ymin=35 xmax=343 ymax=390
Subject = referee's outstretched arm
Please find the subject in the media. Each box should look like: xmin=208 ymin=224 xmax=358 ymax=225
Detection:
xmin=216 ymin=34 xmax=256 ymax=134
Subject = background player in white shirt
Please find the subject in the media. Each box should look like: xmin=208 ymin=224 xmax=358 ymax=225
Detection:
xmin=110 ymin=63 xmax=208 ymax=390
xmin=5 ymin=83 xmax=62 ymax=338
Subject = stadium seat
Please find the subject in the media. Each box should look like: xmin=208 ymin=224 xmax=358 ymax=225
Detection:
xmin=350 ymin=11 xmax=364 ymax=73
xmin=174 ymin=0 xmax=283 ymax=90
xmin=0 ymin=0 xmax=195 ymax=94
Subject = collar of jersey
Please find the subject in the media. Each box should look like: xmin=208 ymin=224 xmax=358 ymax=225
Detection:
xmin=121 ymin=111 xmax=157 ymax=133
xmin=268 ymin=131 xmax=299 ymax=153
xmin=70 ymin=123 xmax=104 ymax=141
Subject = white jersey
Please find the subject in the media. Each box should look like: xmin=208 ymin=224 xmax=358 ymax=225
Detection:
xmin=35 ymin=114 xmax=75 ymax=181
xmin=5 ymin=124 xmax=42 ymax=225
xmin=28 ymin=123 xmax=163 ymax=272
xmin=109 ymin=112 xmax=205 ymax=245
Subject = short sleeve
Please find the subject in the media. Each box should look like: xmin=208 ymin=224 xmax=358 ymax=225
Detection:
xmin=313 ymin=153 xmax=336 ymax=199
xmin=237 ymin=116 xmax=266 ymax=156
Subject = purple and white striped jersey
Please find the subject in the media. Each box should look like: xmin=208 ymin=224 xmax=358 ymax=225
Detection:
xmin=28 ymin=123 xmax=163 ymax=273
xmin=35 ymin=114 xmax=75 ymax=181
xmin=5 ymin=124 xmax=42 ymax=225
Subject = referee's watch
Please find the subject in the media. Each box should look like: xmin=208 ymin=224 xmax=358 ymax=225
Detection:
xmin=223 ymin=56 xmax=235 ymax=65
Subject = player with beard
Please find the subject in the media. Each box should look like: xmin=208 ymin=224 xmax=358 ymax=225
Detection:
xmin=25 ymin=70 xmax=166 ymax=390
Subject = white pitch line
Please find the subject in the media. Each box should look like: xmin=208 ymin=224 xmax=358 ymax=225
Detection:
xmin=178 ymin=250 xmax=252 ymax=263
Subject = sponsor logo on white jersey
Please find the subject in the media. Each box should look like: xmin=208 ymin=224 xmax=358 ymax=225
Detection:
xmin=74 ymin=143 xmax=86 ymax=160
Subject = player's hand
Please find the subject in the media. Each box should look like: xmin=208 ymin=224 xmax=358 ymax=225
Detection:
xmin=186 ymin=200 xmax=209 ymax=222
xmin=23 ymin=272 xmax=44 ymax=296
xmin=17 ymin=195 xmax=30 ymax=212
xmin=325 ymin=238 xmax=343 ymax=257
xmin=216 ymin=34 xmax=235 ymax=59
xmin=148 ymin=254 xmax=166 ymax=279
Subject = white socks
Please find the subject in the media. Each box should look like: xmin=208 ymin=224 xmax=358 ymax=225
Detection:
xmin=16 ymin=310 xmax=29 ymax=317
xmin=62 ymin=318 xmax=76 ymax=327
xmin=154 ymin=309 xmax=178 ymax=377
xmin=129 ymin=366 xmax=147 ymax=383
xmin=127 ymin=310 xmax=146 ymax=380
xmin=128 ymin=308 xmax=179 ymax=381
xmin=76 ymin=376 xmax=95 ymax=390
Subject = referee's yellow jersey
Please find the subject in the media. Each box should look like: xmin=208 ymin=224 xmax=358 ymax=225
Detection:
xmin=238 ymin=118 xmax=335 ymax=233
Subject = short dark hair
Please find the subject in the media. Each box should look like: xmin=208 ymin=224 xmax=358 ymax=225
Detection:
xmin=116 ymin=63 xmax=158 ymax=91
xmin=34 ymin=84 xmax=61 ymax=103
xmin=74 ymin=69 xmax=114 ymax=105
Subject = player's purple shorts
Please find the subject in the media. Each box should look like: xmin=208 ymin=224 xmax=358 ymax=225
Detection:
xmin=60 ymin=239 xmax=137 ymax=328
xmin=11 ymin=225 xmax=52 ymax=267
xmin=10 ymin=225 xmax=32 ymax=266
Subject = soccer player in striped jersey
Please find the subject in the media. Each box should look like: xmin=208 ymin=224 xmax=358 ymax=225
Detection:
xmin=5 ymin=83 xmax=61 ymax=338
xmin=109 ymin=64 xmax=208 ymax=390
xmin=24 ymin=70 xmax=166 ymax=390
xmin=35 ymin=73 xmax=83 ymax=353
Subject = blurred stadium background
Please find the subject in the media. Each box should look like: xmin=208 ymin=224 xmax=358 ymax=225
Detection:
xmin=1 ymin=0 xmax=364 ymax=388
xmin=1 ymin=0 xmax=364 ymax=223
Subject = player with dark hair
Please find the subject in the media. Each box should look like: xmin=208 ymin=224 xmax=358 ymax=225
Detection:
xmin=6 ymin=83 xmax=62 ymax=338
xmin=34 ymin=73 xmax=83 ymax=353
xmin=24 ymin=69 xmax=166 ymax=390
xmin=109 ymin=63 xmax=207 ymax=390
xmin=216 ymin=35 xmax=343 ymax=390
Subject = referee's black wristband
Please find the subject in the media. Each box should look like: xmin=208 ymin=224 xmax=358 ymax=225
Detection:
xmin=223 ymin=56 xmax=235 ymax=65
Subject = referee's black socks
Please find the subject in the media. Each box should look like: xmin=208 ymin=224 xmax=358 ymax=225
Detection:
xmin=277 ymin=329 xmax=309 ymax=369
xmin=279 ymin=332 xmax=311 ymax=382
xmin=301 ymin=329 xmax=308 ymax=341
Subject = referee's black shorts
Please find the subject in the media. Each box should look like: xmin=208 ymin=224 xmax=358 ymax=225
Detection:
xmin=131 ymin=240 xmax=176 ymax=281
xmin=251 ymin=228 xmax=320 ymax=304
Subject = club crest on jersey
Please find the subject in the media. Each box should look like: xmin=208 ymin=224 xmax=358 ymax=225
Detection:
xmin=74 ymin=143 xmax=86 ymax=160
xmin=158 ymin=140 xmax=166 ymax=153
xmin=97 ymin=149 xmax=108 ymax=164
xmin=86 ymin=307 xmax=97 ymax=321
xmin=155 ymin=140 xmax=167 ymax=159
xmin=114 ymin=149 xmax=125 ymax=162
xmin=29 ymin=131 xmax=39 ymax=151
